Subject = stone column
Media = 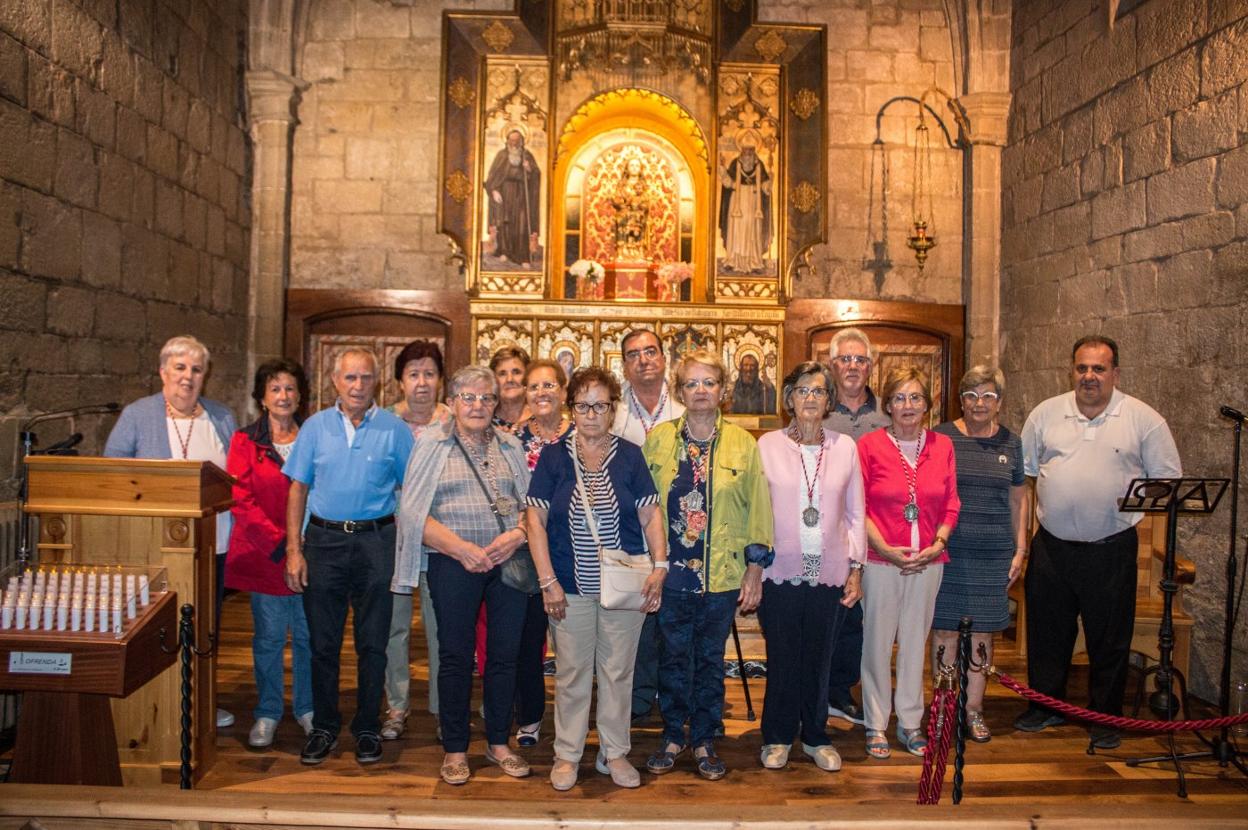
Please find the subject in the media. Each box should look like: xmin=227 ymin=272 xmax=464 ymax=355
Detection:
xmin=245 ymin=69 xmax=306 ymax=389
xmin=959 ymin=91 xmax=1011 ymax=369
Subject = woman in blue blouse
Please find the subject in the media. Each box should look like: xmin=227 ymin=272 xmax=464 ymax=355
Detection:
xmin=526 ymin=367 xmax=668 ymax=792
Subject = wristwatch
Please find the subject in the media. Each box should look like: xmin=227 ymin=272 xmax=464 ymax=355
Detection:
xmin=849 ymin=561 xmax=864 ymax=572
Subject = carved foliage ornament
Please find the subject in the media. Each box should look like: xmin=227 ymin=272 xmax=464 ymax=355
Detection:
xmin=790 ymin=181 xmax=820 ymax=214
xmin=448 ymin=76 xmax=475 ymax=109
xmin=753 ymin=29 xmax=787 ymax=62
xmin=482 ymin=20 xmax=515 ymax=53
xmin=789 ymin=88 xmax=819 ymax=121
xmin=446 ymin=170 xmax=472 ymax=204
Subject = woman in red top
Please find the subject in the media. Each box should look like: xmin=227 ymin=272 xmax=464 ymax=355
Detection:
xmin=225 ymin=359 xmax=312 ymax=749
xmin=857 ymin=366 xmax=959 ymax=760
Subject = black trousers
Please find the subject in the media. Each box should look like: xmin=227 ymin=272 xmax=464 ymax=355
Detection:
xmin=513 ymin=591 xmax=548 ymax=726
xmin=759 ymin=580 xmax=845 ymax=746
xmin=1024 ymin=525 xmax=1137 ymax=716
xmin=826 ymin=599 xmax=863 ymax=703
xmin=302 ymin=522 xmax=396 ymax=737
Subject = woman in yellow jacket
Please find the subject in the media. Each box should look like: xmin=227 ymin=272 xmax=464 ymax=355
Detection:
xmin=642 ymin=350 xmax=774 ymax=780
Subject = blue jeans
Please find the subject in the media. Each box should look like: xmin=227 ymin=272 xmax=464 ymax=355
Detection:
xmin=656 ymin=587 xmax=739 ymax=748
xmin=250 ymin=592 xmax=313 ymax=721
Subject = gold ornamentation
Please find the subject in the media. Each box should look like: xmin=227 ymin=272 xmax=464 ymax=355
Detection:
xmin=445 ymin=170 xmax=472 ymax=204
xmin=791 ymin=181 xmax=820 ymax=214
xmin=480 ymin=274 xmax=543 ymax=294
xmin=556 ymin=88 xmax=708 ymax=162
xmin=482 ymin=20 xmax=515 ymax=53
xmin=447 ymin=76 xmax=475 ymax=109
xmin=724 ymin=0 xmax=745 ymax=11
xmin=789 ymin=88 xmax=819 ymax=121
xmin=753 ymin=29 xmax=787 ymax=62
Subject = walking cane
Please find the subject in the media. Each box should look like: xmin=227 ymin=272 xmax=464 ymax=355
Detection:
xmin=730 ymin=620 xmax=756 ymax=721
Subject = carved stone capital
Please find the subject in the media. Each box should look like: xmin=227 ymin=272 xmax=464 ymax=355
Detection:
xmin=246 ymin=69 xmax=309 ymax=127
xmin=958 ymin=91 xmax=1012 ymax=147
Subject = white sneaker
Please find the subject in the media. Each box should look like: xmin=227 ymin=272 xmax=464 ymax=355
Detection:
xmin=296 ymin=712 xmax=314 ymax=735
xmin=802 ymin=742 xmax=842 ymax=771
xmin=216 ymin=708 xmax=235 ymax=728
xmin=760 ymin=743 xmax=790 ymax=769
xmin=248 ymin=717 xmax=277 ymax=747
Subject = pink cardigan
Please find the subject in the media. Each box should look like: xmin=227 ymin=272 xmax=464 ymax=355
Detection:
xmin=757 ymin=429 xmax=866 ymax=587
xmin=857 ymin=427 xmax=960 ymax=565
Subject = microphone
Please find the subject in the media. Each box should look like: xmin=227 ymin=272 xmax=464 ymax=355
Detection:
xmin=39 ymin=433 xmax=83 ymax=455
xmin=21 ymin=402 xmax=120 ymax=430
xmin=1220 ymin=405 xmax=1246 ymax=423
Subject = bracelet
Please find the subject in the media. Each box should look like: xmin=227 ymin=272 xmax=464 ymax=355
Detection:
xmin=934 ymin=535 xmax=949 ymax=548
xmin=848 ymin=561 xmax=864 ymax=572
xmin=653 ymin=560 xmax=670 ymax=570
xmin=538 ymin=575 xmax=558 ymax=589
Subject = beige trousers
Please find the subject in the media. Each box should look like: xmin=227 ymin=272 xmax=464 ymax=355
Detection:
xmin=384 ymin=580 xmax=440 ymax=715
xmin=549 ymin=593 xmax=646 ymax=762
xmin=860 ymin=562 xmax=944 ymax=733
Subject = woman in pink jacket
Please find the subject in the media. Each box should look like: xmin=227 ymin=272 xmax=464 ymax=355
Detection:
xmin=756 ymin=361 xmax=866 ymax=773
xmin=857 ymin=365 xmax=960 ymax=760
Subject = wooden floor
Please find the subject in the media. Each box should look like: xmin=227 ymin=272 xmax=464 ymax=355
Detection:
xmin=198 ymin=590 xmax=1248 ymax=815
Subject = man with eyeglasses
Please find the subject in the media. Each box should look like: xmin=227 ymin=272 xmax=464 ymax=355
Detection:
xmin=1016 ymin=335 xmax=1181 ymax=749
xmin=284 ymin=349 xmax=415 ymax=765
xmin=820 ymin=328 xmax=890 ymax=727
xmin=612 ymin=327 xmax=685 ymax=723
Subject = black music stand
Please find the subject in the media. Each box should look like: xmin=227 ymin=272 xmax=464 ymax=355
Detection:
xmin=1119 ymin=476 xmax=1228 ymax=798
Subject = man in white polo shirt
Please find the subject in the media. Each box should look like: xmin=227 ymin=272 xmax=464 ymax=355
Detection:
xmin=1015 ymin=335 xmax=1181 ymax=748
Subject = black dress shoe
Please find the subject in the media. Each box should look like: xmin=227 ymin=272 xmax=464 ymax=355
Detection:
xmin=300 ymin=729 xmax=338 ymax=765
xmin=355 ymin=731 xmax=383 ymax=764
xmin=1013 ymin=708 xmax=1066 ymax=732
xmin=1089 ymin=727 xmax=1121 ymax=749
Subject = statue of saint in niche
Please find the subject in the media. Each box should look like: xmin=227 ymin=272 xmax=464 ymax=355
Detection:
xmin=718 ymin=143 xmax=773 ymax=274
xmin=484 ymin=129 xmax=541 ymax=268
xmin=610 ymin=157 xmax=651 ymax=261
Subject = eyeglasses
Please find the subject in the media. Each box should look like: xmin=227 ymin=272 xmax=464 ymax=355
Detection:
xmin=960 ymin=390 xmax=1000 ymax=403
xmin=456 ymin=392 xmax=498 ymax=406
xmin=792 ymin=386 xmax=829 ymax=399
xmin=572 ymin=401 xmax=612 ymax=415
xmin=682 ymin=378 xmax=720 ymax=391
xmin=890 ymin=392 xmax=926 ymax=407
xmin=623 ymin=346 xmax=660 ymax=363
xmin=833 ymin=355 xmax=870 ymax=366
xmin=527 ymin=381 xmax=560 ymax=392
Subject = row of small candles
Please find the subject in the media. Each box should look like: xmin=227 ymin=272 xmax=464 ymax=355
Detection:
xmin=1 ymin=566 xmax=152 ymax=634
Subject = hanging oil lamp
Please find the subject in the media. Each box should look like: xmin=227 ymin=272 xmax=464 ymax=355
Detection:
xmin=906 ymin=112 xmax=937 ymax=272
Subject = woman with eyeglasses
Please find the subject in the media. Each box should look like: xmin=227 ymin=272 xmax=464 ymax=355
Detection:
xmin=508 ymin=359 xmax=572 ymax=747
xmin=857 ymin=365 xmax=960 ymax=760
xmin=394 ymin=365 xmax=532 ymax=785
xmin=755 ymin=361 xmax=865 ymax=772
xmin=642 ymin=350 xmax=774 ymax=781
xmin=526 ymin=367 xmax=667 ymax=790
xmin=929 ymin=366 xmax=1028 ymax=743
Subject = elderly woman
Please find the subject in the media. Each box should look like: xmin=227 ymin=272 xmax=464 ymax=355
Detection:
xmin=225 ymin=359 xmax=313 ymax=747
xmin=929 ymin=366 xmax=1028 ymax=743
xmin=642 ymin=350 xmax=774 ymax=780
xmin=527 ymin=367 xmax=667 ymax=791
xmin=756 ymin=361 xmax=865 ymax=772
xmin=105 ymin=334 xmax=238 ymax=729
xmin=858 ymin=366 xmax=960 ymax=759
xmin=381 ymin=340 xmax=451 ymax=741
xmin=509 ymin=358 xmax=572 ymax=746
xmin=490 ymin=345 xmax=531 ymax=431
xmin=394 ymin=366 xmax=532 ymax=785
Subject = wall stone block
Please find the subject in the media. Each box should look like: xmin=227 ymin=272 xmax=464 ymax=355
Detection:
xmin=0 ymin=0 xmax=52 ymax=56
xmin=1201 ymin=16 xmax=1248 ymax=98
xmin=1172 ymin=90 xmax=1238 ymax=163
xmin=1215 ymin=142 xmax=1248 ymax=208
xmin=1155 ymin=248 xmax=1213 ymax=310
xmin=1135 ymin=0 xmax=1205 ymax=70
xmin=46 ymin=284 xmax=94 ymax=336
xmin=1090 ymin=179 xmax=1145 ymax=239
xmin=50 ymin=0 xmax=103 ymax=84
xmin=1145 ymin=157 xmax=1215 ymax=224
xmin=0 ymin=269 xmax=47 ymax=332
xmin=80 ymin=209 xmax=121 ymax=287
xmin=20 ymin=188 xmax=81 ymax=280
xmin=1146 ymin=47 xmax=1200 ymax=120
xmin=302 ymin=41 xmax=345 ymax=82
xmin=54 ymin=126 xmax=98 ymax=207
xmin=1122 ymin=118 xmax=1170 ymax=183
xmin=75 ymin=77 xmax=116 ymax=148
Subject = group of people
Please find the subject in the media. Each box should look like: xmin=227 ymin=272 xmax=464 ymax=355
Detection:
xmin=102 ymin=325 xmax=1180 ymax=786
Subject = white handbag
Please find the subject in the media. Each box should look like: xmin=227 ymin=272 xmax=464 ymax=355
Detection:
xmin=573 ymin=446 xmax=653 ymax=611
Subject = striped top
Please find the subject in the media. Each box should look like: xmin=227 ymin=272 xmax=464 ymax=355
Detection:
xmin=933 ymin=422 xmax=1025 ymax=554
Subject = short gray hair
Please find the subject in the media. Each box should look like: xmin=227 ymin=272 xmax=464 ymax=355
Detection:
xmin=829 ymin=327 xmax=873 ymax=360
xmin=159 ymin=335 xmax=209 ymax=369
xmin=332 ymin=348 xmax=378 ymax=377
xmin=781 ymin=361 xmax=836 ymax=418
xmin=959 ymin=364 xmax=1006 ymax=397
xmin=449 ymin=365 xmax=497 ymax=397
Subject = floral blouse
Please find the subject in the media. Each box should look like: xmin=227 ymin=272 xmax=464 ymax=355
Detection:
xmin=665 ymin=428 xmax=714 ymax=592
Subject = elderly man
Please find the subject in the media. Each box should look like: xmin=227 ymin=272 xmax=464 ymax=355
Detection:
xmin=1016 ymin=335 xmax=1181 ymax=748
xmin=821 ymin=328 xmax=890 ymax=726
xmin=484 ymin=129 xmax=541 ymax=267
xmin=612 ymin=328 xmax=684 ymax=722
xmin=284 ymin=349 xmax=415 ymax=765
xmin=729 ymin=353 xmax=776 ymax=415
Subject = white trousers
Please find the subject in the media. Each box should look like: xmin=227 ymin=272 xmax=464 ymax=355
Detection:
xmin=549 ymin=593 xmax=646 ymax=762
xmin=860 ymin=562 xmax=944 ymax=732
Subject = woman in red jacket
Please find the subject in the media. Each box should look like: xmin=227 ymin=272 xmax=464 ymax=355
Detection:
xmin=226 ymin=359 xmax=312 ymax=748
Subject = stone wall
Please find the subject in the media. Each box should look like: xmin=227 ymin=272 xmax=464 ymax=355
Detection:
xmin=0 ymin=0 xmax=251 ymax=498
xmin=1000 ymin=0 xmax=1248 ymax=698
xmin=290 ymin=0 xmax=964 ymax=304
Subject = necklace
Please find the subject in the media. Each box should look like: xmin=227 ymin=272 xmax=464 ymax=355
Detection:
xmin=166 ymin=401 xmax=196 ymax=459
xmin=629 ymin=385 xmax=667 ymax=436
xmin=889 ymin=427 xmax=925 ymax=523
xmin=682 ymin=422 xmax=715 ymax=485
xmin=529 ymin=415 xmax=567 ymax=444
xmin=790 ymin=425 xmax=826 ymax=527
xmin=458 ymin=428 xmax=516 ymax=517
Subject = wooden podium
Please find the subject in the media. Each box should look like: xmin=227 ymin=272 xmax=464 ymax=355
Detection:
xmin=22 ymin=457 xmax=233 ymax=784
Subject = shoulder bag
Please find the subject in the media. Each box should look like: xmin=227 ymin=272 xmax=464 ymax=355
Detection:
xmin=573 ymin=443 xmax=653 ymax=611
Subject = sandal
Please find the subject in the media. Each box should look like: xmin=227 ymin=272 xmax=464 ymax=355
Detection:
xmin=515 ymin=722 xmax=540 ymax=747
xmin=896 ymin=725 xmax=928 ymax=757
xmin=380 ymin=710 xmax=407 ymax=741
xmin=967 ymin=710 xmax=991 ymax=743
xmin=693 ymin=745 xmax=727 ymax=780
xmin=646 ymin=741 xmax=687 ymax=775
xmin=865 ymin=729 xmax=891 ymax=760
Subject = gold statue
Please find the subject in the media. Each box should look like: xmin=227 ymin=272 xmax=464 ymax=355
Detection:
xmin=610 ymin=157 xmax=650 ymax=261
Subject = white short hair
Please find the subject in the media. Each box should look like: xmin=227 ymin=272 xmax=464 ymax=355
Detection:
xmin=449 ymin=365 xmax=498 ymax=397
xmin=159 ymin=335 xmax=209 ymax=369
xmin=332 ymin=348 xmax=378 ymax=377
xmin=829 ymin=327 xmax=873 ymax=359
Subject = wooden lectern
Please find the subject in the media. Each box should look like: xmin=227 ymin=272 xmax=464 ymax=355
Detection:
xmin=23 ymin=457 xmax=233 ymax=785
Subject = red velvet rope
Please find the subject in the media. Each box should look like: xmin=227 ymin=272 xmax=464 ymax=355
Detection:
xmin=917 ymin=687 xmax=957 ymax=804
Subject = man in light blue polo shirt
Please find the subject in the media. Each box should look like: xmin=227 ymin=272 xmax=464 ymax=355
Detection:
xmin=283 ymin=348 xmax=414 ymax=766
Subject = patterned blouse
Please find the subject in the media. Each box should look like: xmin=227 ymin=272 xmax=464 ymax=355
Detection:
xmin=665 ymin=426 xmax=715 ymax=593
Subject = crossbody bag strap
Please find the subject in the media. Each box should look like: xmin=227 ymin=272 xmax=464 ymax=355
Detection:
xmin=454 ymin=437 xmax=508 ymax=536
xmin=571 ymin=444 xmax=604 ymax=552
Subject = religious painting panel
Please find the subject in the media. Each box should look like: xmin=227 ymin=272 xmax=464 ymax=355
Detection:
xmin=309 ymin=333 xmax=446 ymax=413
xmin=479 ymin=61 xmax=549 ymax=283
xmin=715 ymin=68 xmax=780 ymax=284
xmin=536 ymin=320 xmax=595 ymax=379
xmin=597 ymin=320 xmax=631 ymax=381
xmin=722 ymin=323 xmax=780 ymax=417
xmin=473 ymin=318 xmax=536 ymax=364
xmin=659 ymin=322 xmax=717 ymax=366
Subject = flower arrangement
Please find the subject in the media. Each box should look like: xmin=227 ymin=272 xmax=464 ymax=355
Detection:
xmin=656 ymin=261 xmax=693 ymax=301
xmin=568 ymin=259 xmax=606 ymax=300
